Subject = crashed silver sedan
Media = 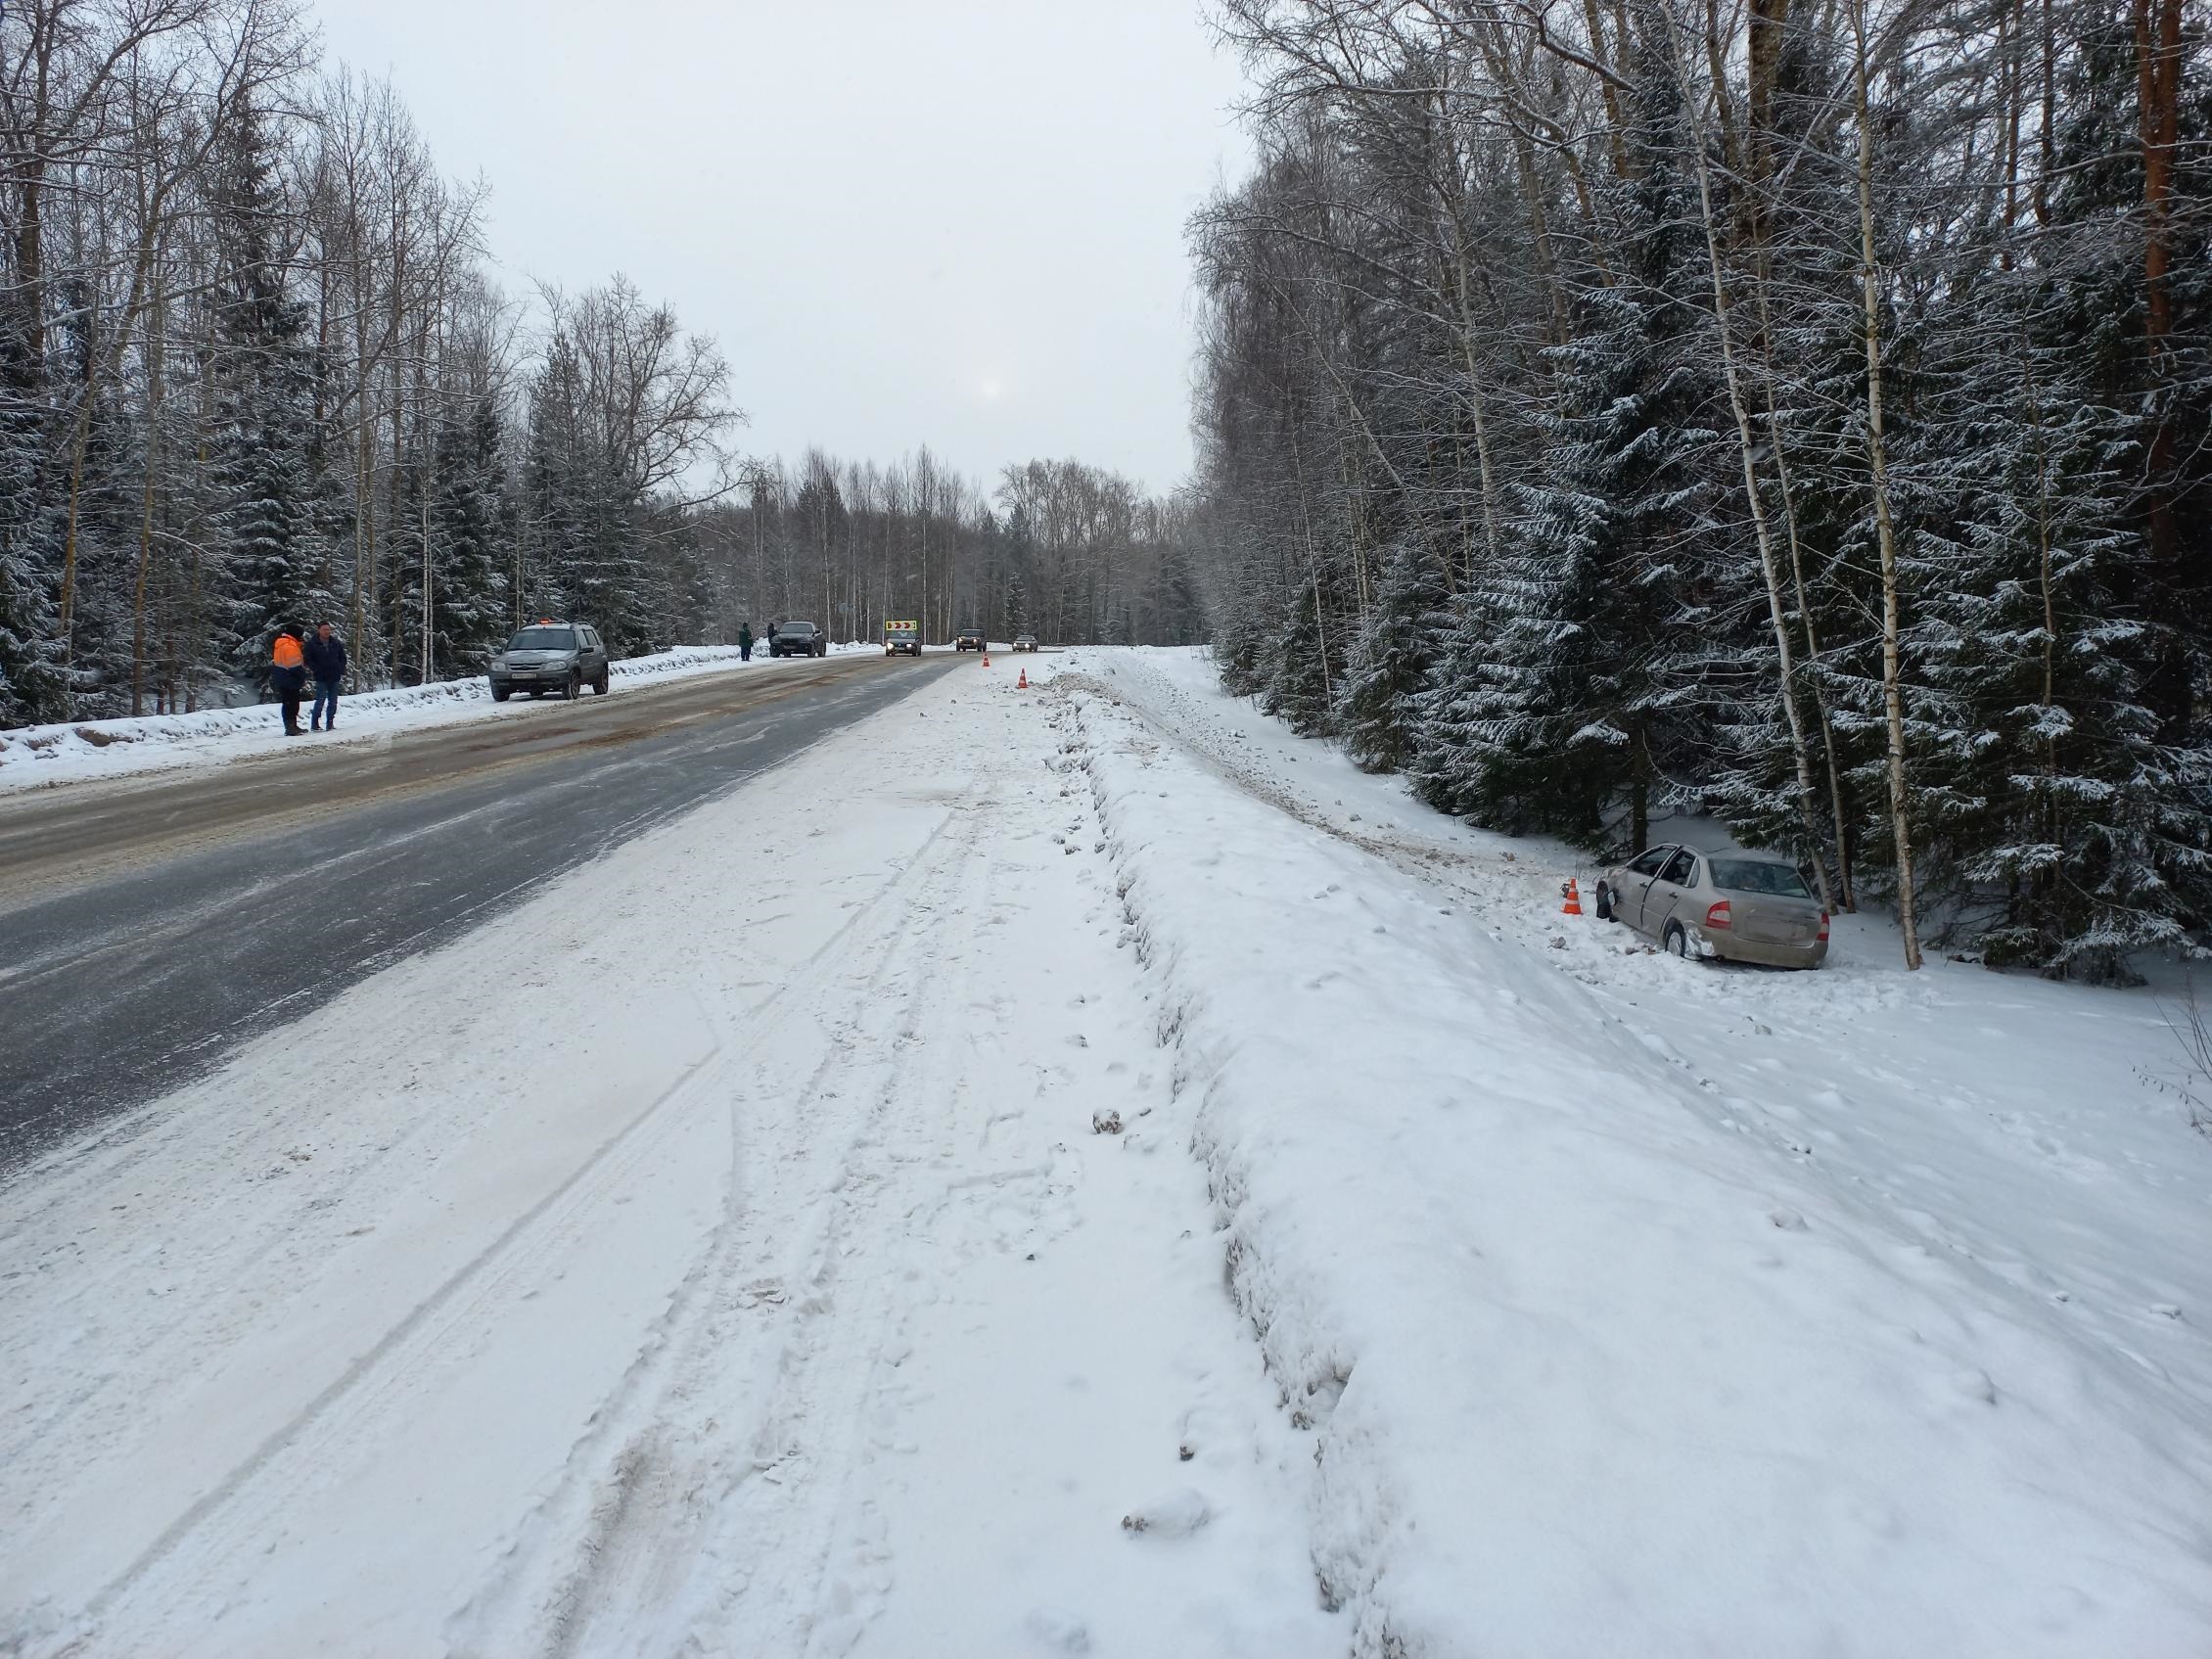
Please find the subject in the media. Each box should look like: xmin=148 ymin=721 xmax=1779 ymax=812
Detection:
xmin=1594 ymin=846 xmax=1829 ymax=968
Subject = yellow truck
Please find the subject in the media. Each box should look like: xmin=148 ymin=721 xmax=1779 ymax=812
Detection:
xmin=884 ymin=619 xmax=920 ymax=657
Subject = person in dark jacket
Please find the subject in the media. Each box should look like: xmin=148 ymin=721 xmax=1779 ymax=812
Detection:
xmin=303 ymin=622 xmax=347 ymax=731
xmin=738 ymin=622 xmax=754 ymax=662
xmin=270 ymin=627 xmax=308 ymax=736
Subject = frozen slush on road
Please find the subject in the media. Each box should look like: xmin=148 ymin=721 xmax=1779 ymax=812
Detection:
xmin=3 ymin=649 xmax=2208 ymax=1657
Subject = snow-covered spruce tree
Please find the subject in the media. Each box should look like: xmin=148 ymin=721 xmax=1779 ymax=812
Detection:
xmin=429 ymin=393 xmax=510 ymax=671
xmin=1905 ymin=281 xmax=2212 ymax=979
xmin=0 ymin=356 xmax=68 ymax=725
xmin=518 ymin=336 xmax=588 ymax=626
xmin=1209 ymin=588 xmax=1272 ymax=697
xmin=1262 ymin=572 xmax=1335 ymax=736
xmin=390 ymin=391 xmax=509 ymax=681
xmin=1418 ymin=15 xmax=1721 ymax=853
xmin=1337 ymin=536 xmax=1448 ymax=772
xmin=209 ymin=102 xmax=331 ymax=691
xmin=579 ymin=453 xmax=653 ymax=653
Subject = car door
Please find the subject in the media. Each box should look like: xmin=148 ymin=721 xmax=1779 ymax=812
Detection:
xmin=1644 ymin=849 xmax=1699 ymax=938
xmin=1616 ymin=846 xmax=1674 ymax=933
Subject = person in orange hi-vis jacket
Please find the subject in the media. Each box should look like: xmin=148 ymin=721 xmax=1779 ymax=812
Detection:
xmin=270 ymin=627 xmax=308 ymax=737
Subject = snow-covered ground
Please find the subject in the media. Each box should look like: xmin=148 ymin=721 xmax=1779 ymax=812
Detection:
xmin=4 ymin=646 xmax=2209 ymax=1656
xmin=0 ymin=651 xmax=1331 ymax=1658
xmin=1056 ymin=648 xmax=2212 ymax=1655
xmin=0 ymin=642 xmax=888 ymax=795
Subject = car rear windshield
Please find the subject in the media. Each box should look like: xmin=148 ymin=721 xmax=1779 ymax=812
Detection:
xmin=1710 ymin=857 xmax=1812 ymax=898
xmin=507 ymin=627 xmax=576 ymax=650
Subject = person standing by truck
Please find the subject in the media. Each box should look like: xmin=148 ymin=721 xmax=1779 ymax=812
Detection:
xmin=738 ymin=622 xmax=755 ymax=662
xmin=303 ymin=622 xmax=347 ymax=730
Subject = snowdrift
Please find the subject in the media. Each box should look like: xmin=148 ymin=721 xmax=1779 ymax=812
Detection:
xmin=1057 ymin=656 xmax=2212 ymax=1658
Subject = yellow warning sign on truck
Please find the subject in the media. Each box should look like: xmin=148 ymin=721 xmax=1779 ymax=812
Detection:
xmin=884 ymin=619 xmax=920 ymax=657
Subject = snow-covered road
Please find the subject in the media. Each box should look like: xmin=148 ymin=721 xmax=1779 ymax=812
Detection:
xmin=4 ymin=647 xmax=2209 ymax=1657
xmin=0 ymin=656 xmax=1331 ymax=1658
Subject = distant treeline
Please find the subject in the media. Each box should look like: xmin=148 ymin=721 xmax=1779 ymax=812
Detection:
xmin=0 ymin=0 xmax=1204 ymax=731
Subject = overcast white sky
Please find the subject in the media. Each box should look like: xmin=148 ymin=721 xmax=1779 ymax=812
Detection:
xmin=311 ymin=1 xmax=1253 ymax=497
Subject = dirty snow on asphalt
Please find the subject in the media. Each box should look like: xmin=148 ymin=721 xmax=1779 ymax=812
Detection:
xmin=0 ymin=642 xmax=888 ymax=795
xmin=6 ymin=646 xmax=2212 ymax=1657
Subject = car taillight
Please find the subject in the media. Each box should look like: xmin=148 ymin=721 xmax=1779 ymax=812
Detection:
xmin=1818 ymin=910 xmax=1830 ymax=943
xmin=1704 ymin=899 xmax=1731 ymax=930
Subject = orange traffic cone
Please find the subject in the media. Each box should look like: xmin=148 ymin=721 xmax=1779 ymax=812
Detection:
xmin=1016 ymin=668 xmax=1029 ymax=689
xmin=1560 ymin=878 xmax=1584 ymax=916
xmin=982 ymin=652 xmax=991 ymax=668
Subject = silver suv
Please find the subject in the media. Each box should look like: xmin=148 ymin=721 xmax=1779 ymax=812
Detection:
xmin=488 ymin=622 xmax=611 ymax=701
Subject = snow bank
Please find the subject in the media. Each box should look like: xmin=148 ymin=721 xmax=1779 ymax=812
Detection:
xmin=1054 ymin=651 xmax=2212 ymax=1658
xmin=0 ymin=643 xmax=868 ymax=794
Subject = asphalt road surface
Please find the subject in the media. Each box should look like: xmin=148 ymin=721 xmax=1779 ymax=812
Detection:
xmin=0 ymin=653 xmax=959 ymax=1167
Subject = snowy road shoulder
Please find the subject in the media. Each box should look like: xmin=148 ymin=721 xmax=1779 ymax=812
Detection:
xmin=1053 ymin=648 xmax=2212 ymax=1658
xmin=0 ymin=642 xmax=887 ymax=795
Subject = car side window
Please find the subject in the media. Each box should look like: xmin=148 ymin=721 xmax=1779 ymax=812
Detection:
xmin=1628 ymin=848 xmax=1671 ymax=877
xmin=1660 ymin=851 xmax=1696 ymax=885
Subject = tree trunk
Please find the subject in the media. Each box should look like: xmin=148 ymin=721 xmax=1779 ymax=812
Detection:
xmin=1850 ymin=0 xmax=1923 ymax=969
xmin=2134 ymin=0 xmax=2186 ymax=737
xmin=132 ymin=291 xmax=167 ymax=715
xmin=1679 ymin=34 xmax=1838 ymax=911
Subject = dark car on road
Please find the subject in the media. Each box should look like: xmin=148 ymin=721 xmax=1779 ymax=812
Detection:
xmin=772 ymin=621 xmax=827 ymax=658
xmin=488 ymin=622 xmax=610 ymax=701
xmin=955 ymin=628 xmax=986 ymax=652
xmin=1012 ymin=634 xmax=1038 ymax=653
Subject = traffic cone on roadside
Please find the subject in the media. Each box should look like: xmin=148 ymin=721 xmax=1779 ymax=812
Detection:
xmin=982 ymin=651 xmax=991 ymax=668
xmin=1560 ymin=879 xmax=1584 ymax=916
xmin=1016 ymin=667 xmax=1029 ymax=689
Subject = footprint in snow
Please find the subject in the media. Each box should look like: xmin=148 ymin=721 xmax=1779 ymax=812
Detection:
xmin=1023 ymin=1609 xmax=1091 ymax=1652
xmin=1122 ymin=1487 xmax=1214 ymax=1538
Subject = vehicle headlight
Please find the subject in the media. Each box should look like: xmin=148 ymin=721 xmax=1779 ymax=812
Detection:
xmin=490 ymin=656 xmax=506 ymax=668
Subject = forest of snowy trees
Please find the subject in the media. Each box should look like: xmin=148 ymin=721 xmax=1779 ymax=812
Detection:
xmin=1187 ymin=0 xmax=2211 ymax=978
xmin=0 ymin=0 xmax=1203 ymax=736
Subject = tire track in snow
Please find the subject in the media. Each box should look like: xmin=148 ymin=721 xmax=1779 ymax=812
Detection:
xmin=445 ymin=776 xmax=997 ymax=1657
xmin=60 ymin=1028 xmax=739 ymax=1652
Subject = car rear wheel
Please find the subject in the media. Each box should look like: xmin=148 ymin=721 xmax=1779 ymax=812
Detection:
xmin=1664 ymin=921 xmax=1689 ymax=959
xmin=593 ymin=669 xmax=609 ymax=695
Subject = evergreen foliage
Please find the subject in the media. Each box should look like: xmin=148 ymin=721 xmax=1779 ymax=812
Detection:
xmin=1337 ymin=538 xmax=1446 ymax=773
xmin=1192 ymin=0 xmax=2212 ymax=974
